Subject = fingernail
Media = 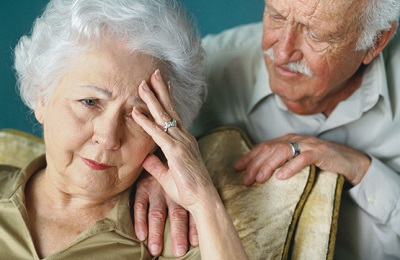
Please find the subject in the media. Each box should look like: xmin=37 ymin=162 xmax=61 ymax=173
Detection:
xmin=136 ymin=230 xmax=145 ymax=241
xmin=155 ymin=69 xmax=161 ymax=81
xmin=141 ymin=80 xmax=150 ymax=91
xmin=167 ymin=81 xmax=172 ymax=95
xmin=150 ymin=244 xmax=160 ymax=255
xmin=176 ymin=246 xmax=187 ymax=257
xmin=242 ymin=176 xmax=252 ymax=186
xmin=255 ymin=172 xmax=265 ymax=182
xmin=233 ymin=161 xmax=242 ymax=170
xmin=132 ymin=106 xmax=139 ymax=115
xmin=192 ymin=234 xmax=199 ymax=245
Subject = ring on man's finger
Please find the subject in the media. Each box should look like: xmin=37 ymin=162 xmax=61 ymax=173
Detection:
xmin=163 ymin=119 xmax=177 ymax=132
xmin=289 ymin=142 xmax=301 ymax=158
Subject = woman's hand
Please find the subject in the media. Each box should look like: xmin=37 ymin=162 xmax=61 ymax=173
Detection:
xmin=132 ymin=69 xmax=215 ymax=210
xmin=132 ymin=70 xmax=247 ymax=259
xmin=234 ymin=133 xmax=371 ymax=186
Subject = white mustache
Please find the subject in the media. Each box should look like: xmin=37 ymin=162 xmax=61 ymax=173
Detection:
xmin=263 ymin=48 xmax=314 ymax=77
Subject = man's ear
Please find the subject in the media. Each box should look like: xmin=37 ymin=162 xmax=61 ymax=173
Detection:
xmin=363 ymin=21 xmax=398 ymax=65
xmin=34 ymin=98 xmax=46 ymax=125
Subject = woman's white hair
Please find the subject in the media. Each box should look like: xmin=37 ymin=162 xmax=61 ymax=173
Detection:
xmin=357 ymin=0 xmax=400 ymax=50
xmin=14 ymin=0 xmax=206 ymax=127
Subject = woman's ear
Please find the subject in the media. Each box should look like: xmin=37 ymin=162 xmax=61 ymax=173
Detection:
xmin=34 ymin=98 xmax=46 ymax=124
xmin=363 ymin=21 xmax=398 ymax=65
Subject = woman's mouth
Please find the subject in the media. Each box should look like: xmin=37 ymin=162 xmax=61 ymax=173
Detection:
xmin=82 ymin=158 xmax=112 ymax=171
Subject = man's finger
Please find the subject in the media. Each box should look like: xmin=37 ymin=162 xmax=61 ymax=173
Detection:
xmin=133 ymin=190 xmax=150 ymax=241
xmin=276 ymin=153 xmax=309 ymax=179
xmin=234 ymin=150 xmax=255 ymax=171
xmin=148 ymin=198 xmax=167 ymax=256
xmin=188 ymin=213 xmax=199 ymax=247
xmin=168 ymin=200 xmax=189 ymax=257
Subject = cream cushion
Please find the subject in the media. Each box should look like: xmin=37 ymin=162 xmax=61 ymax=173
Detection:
xmin=0 ymin=129 xmax=45 ymax=168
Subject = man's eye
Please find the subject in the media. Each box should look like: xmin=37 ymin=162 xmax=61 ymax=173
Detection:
xmin=307 ymin=29 xmax=323 ymax=42
xmin=271 ymin=15 xmax=284 ymax=22
xmin=310 ymin=33 xmax=320 ymax=41
xmin=81 ymin=99 xmax=97 ymax=107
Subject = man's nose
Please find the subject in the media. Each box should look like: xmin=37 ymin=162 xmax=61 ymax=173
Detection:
xmin=274 ymin=24 xmax=303 ymax=64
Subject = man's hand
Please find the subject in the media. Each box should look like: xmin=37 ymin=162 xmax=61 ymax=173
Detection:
xmin=133 ymin=172 xmax=198 ymax=257
xmin=234 ymin=133 xmax=371 ymax=186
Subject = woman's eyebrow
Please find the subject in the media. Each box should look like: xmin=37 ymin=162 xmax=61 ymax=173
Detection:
xmin=80 ymin=84 xmax=146 ymax=105
xmin=80 ymin=85 xmax=113 ymax=97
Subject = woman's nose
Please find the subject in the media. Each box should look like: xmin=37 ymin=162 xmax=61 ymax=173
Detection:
xmin=92 ymin=116 xmax=122 ymax=150
xmin=274 ymin=24 xmax=303 ymax=64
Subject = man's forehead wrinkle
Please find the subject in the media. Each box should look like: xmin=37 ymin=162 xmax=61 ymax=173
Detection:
xmin=304 ymin=0 xmax=337 ymax=25
xmin=308 ymin=0 xmax=320 ymax=18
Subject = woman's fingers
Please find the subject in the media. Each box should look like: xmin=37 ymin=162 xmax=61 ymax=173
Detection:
xmin=138 ymin=80 xmax=174 ymax=128
xmin=151 ymin=70 xmax=177 ymax=117
xmin=137 ymin=78 xmax=183 ymax=140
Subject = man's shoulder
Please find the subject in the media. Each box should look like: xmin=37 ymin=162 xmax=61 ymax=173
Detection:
xmin=202 ymin=22 xmax=263 ymax=54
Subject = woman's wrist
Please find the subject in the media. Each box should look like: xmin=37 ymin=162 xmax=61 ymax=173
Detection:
xmin=186 ymin=187 xmax=222 ymax=217
xmin=186 ymin=187 xmax=248 ymax=259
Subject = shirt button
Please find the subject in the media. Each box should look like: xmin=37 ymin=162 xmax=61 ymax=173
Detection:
xmin=367 ymin=195 xmax=376 ymax=204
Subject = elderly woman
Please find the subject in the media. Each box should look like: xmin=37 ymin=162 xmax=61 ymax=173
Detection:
xmin=0 ymin=0 xmax=247 ymax=259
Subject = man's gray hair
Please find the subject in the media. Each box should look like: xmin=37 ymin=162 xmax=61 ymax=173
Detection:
xmin=357 ymin=0 xmax=400 ymax=50
xmin=14 ymin=0 xmax=206 ymax=127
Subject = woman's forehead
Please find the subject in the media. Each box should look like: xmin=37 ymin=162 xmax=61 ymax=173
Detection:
xmin=70 ymin=43 xmax=156 ymax=82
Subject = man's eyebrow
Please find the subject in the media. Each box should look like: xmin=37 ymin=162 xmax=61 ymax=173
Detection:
xmin=80 ymin=85 xmax=113 ymax=97
xmin=265 ymin=1 xmax=281 ymax=14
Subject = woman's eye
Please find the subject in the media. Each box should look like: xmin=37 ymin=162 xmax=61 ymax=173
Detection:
xmin=81 ymin=99 xmax=97 ymax=107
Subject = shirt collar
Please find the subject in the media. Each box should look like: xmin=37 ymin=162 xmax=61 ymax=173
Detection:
xmin=371 ymin=53 xmax=393 ymax=118
xmin=247 ymin=55 xmax=273 ymax=113
xmin=103 ymin=188 xmax=138 ymax=241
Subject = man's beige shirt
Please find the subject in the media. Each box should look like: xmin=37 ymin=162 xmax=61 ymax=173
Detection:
xmin=0 ymin=155 xmax=200 ymax=259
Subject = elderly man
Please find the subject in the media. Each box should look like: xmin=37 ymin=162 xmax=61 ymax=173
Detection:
xmin=134 ymin=0 xmax=400 ymax=259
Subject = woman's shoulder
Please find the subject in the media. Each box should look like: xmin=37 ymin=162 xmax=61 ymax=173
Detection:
xmin=0 ymin=164 xmax=21 ymax=178
xmin=0 ymin=165 xmax=22 ymax=198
